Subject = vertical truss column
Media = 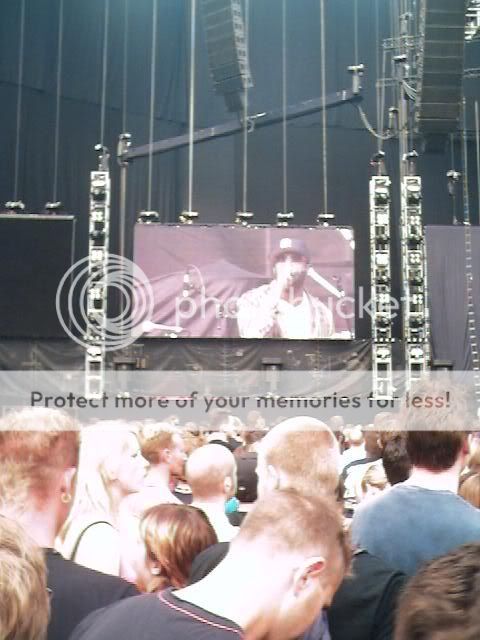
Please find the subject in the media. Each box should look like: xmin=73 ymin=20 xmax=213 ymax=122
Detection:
xmin=85 ymin=146 xmax=111 ymax=399
xmin=400 ymin=152 xmax=430 ymax=389
xmin=370 ymin=153 xmax=393 ymax=398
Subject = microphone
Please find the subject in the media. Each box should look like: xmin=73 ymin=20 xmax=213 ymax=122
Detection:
xmin=307 ymin=267 xmax=344 ymax=298
xmin=182 ymin=269 xmax=192 ymax=298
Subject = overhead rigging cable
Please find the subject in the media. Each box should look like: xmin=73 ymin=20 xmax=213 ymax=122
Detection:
xmin=281 ymin=0 xmax=288 ymax=215
xmin=242 ymin=0 xmax=250 ymax=214
xmin=320 ymin=0 xmax=328 ymax=215
xmin=147 ymin=0 xmax=158 ymax=212
xmin=13 ymin=0 xmax=26 ymax=201
xmin=122 ymin=0 xmax=129 ymax=132
xmin=100 ymin=0 xmax=110 ymax=148
xmin=187 ymin=0 xmax=197 ymax=214
xmin=476 ymin=101 xmax=480 ymax=221
xmin=462 ymin=97 xmax=471 ymax=225
xmin=375 ymin=0 xmax=380 ymax=150
xmin=353 ymin=0 xmax=359 ymax=66
xmin=52 ymin=0 xmax=64 ymax=203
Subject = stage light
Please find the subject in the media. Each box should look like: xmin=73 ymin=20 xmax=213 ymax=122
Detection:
xmin=137 ymin=210 xmax=160 ymax=224
xmin=4 ymin=200 xmax=25 ymax=213
xmin=44 ymin=201 xmax=63 ymax=214
xmin=235 ymin=211 xmax=253 ymax=226
xmin=316 ymin=212 xmax=335 ymax=226
xmin=374 ymin=188 xmax=390 ymax=205
xmin=179 ymin=210 xmax=199 ymax=224
xmin=277 ymin=211 xmax=294 ymax=226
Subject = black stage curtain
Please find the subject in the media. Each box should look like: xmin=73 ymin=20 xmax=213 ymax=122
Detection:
xmin=425 ymin=226 xmax=480 ymax=370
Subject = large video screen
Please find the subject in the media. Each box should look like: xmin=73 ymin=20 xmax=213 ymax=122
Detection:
xmin=134 ymin=225 xmax=355 ymax=339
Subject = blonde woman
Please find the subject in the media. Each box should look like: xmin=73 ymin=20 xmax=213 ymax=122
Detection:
xmin=58 ymin=421 xmax=148 ymax=577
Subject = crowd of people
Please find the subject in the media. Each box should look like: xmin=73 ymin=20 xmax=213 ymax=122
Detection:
xmin=1 ymin=382 xmax=480 ymax=639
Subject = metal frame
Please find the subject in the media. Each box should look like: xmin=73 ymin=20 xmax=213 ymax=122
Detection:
xmin=400 ymin=168 xmax=430 ymax=388
xmin=85 ymin=148 xmax=111 ymax=398
xmin=370 ymin=158 xmax=394 ymax=398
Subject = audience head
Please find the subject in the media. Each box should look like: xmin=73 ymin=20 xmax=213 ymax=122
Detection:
xmin=139 ymin=504 xmax=217 ymax=592
xmin=394 ymin=543 xmax=480 ymax=640
xmin=459 ymin=473 xmax=480 ymax=509
xmin=360 ymin=463 xmax=389 ymax=501
xmin=68 ymin=422 xmax=147 ymax=520
xmin=347 ymin=426 xmax=364 ymax=447
xmin=401 ymin=381 xmax=470 ymax=473
xmin=246 ymin=410 xmax=266 ymax=431
xmin=363 ymin=429 xmax=382 ymax=458
xmin=227 ymin=490 xmax=350 ymax=640
xmin=382 ymin=434 xmax=412 ymax=485
xmin=0 ymin=408 xmax=79 ymax=533
xmin=256 ymin=416 xmax=340 ymax=499
xmin=140 ymin=422 xmax=186 ymax=478
xmin=0 ymin=516 xmax=50 ymax=640
xmin=467 ymin=445 xmax=480 ymax=473
xmin=186 ymin=444 xmax=237 ymax=502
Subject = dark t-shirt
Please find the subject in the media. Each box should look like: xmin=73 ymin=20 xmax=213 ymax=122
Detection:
xmin=45 ymin=549 xmax=139 ymax=640
xmin=190 ymin=544 xmax=404 ymax=640
xmin=70 ymin=589 xmax=244 ymax=640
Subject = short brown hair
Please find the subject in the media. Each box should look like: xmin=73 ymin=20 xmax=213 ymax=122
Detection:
xmin=0 ymin=408 xmax=79 ymax=504
xmin=140 ymin=504 xmax=218 ymax=592
xmin=401 ymin=381 xmax=469 ymax=471
xmin=394 ymin=543 xmax=480 ymax=640
xmin=0 ymin=516 xmax=50 ymax=640
xmin=140 ymin=422 xmax=179 ymax=465
xmin=234 ymin=490 xmax=351 ymax=574
xmin=261 ymin=417 xmax=339 ymax=497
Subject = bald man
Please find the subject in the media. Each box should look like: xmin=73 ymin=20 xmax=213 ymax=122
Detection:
xmin=186 ymin=444 xmax=239 ymax=542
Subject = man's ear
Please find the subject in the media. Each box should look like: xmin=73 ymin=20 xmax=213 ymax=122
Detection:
xmin=61 ymin=467 xmax=77 ymax=497
xmin=224 ymin=475 xmax=233 ymax=496
xmin=161 ymin=448 xmax=172 ymax=464
xmin=292 ymin=557 xmax=326 ymax=597
xmin=266 ymin=464 xmax=280 ymax=491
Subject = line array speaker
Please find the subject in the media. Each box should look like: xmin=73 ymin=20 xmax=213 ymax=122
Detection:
xmin=415 ymin=0 xmax=468 ymax=135
xmin=200 ymin=0 xmax=253 ymax=113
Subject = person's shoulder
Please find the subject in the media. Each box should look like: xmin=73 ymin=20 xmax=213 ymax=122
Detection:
xmin=352 ymin=484 xmax=398 ymax=523
xmin=189 ymin=542 xmax=230 ymax=584
xmin=70 ymin=594 xmax=160 ymax=640
xmin=352 ymin=549 xmax=405 ymax=582
xmin=238 ymin=283 xmax=270 ymax=303
xmin=46 ymin=550 xmax=138 ymax=598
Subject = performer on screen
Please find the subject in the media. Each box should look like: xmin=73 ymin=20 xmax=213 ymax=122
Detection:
xmin=236 ymin=237 xmax=334 ymax=339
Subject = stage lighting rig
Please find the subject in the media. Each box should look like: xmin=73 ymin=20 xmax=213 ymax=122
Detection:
xmin=400 ymin=154 xmax=430 ymax=385
xmin=370 ymin=155 xmax=394 ymax=399
xmin=276 ymin=211 xmax=294 ymax=226
xmin=137 ymin=210 xmax=160 ymax=224
xmin=44 ymin=202 xmax=63 ymax=214
xmin=4 ymin=200 xmax=25 ymax=214
xmin=179 ymin=210 xmax=199 ymax=224
xmin=447 ymin=170 xmax=461 ymax=225
xmin=316 ymin=212 xmax=335 ymax=226
xmin=85 ymin=147 xmax=111 ymax=399
xmin=348 ymin=63 xmax=365 ymax=95
xmin=235 ymin=211 xmax=253 ymax=226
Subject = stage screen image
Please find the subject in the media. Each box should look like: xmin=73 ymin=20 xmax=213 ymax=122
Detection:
xmin=134 ymin=225 xmax=355 ymax=339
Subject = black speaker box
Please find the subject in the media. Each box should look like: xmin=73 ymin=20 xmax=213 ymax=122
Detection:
xmin=0 ymin=214 xmax=76 ymax=338
xmin=415 ymin=0 xmax=467 ymax=134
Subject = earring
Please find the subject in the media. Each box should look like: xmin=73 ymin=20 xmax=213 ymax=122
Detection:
xmin=60 ymin=493 xmax=72 ymax=504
